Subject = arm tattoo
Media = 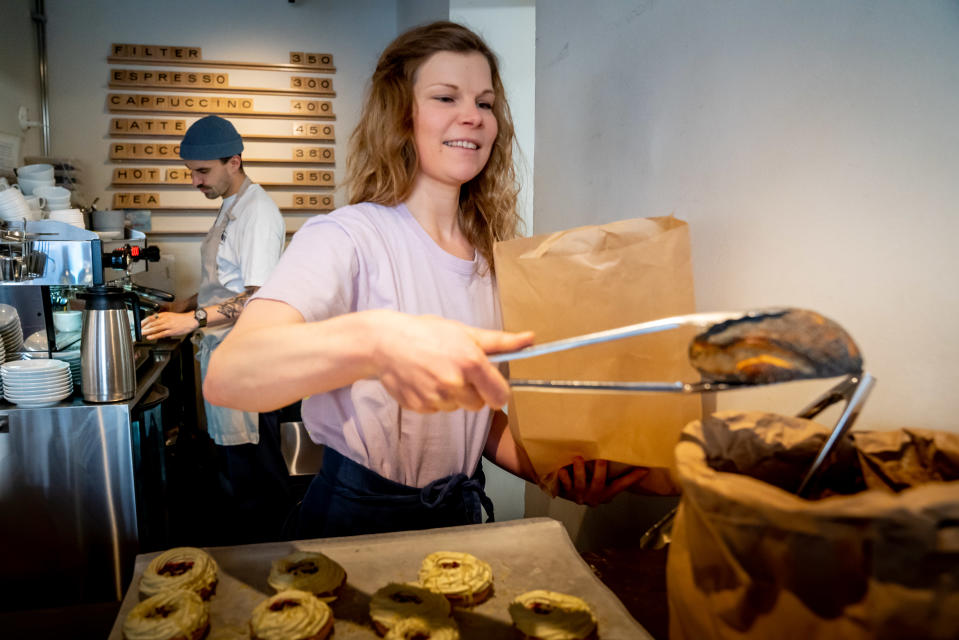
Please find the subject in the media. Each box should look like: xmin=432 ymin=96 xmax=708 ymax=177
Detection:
xmin=216 ymin=287 xmax=259 ymax=321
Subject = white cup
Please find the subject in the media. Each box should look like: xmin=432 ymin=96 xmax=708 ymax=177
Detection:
xmin=33 ymin=185 xmax=70 ymax=200
xmin=53 ymin=310 xmax=83 ymax=333
xmin=16 ymin=177 xmax=55 ymax=196
xmin=23 ymin=195 xmax=46 ymax=210
xmin=44 ymin=198 xmax=71 ymax=211
xmin=18 ymin=164 xmax=55 ymax=181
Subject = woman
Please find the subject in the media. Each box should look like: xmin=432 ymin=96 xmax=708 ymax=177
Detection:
xmin=204 ymin=22 xmax=645 ymax=537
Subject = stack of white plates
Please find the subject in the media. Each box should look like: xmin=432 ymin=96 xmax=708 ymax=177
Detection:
xmin=1 ymin=359 xmax=73 ymax=407
xmin=22 ymin=349 xmax=81 ymax=390
xmin=48 ymin=208 xmax=86 ymax=229
xmin=0 ymin=304 xmax=24 ymax=362
xmin=24 ymin=328 xmax=81 ymax=353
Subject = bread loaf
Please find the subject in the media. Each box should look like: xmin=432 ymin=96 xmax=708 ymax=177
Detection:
xmin=689 ymin=309 xmax=862 ymax=384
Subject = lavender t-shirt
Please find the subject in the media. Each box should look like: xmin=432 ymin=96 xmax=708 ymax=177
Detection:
xmin=253 ymin=202 xmax=501 ymax=488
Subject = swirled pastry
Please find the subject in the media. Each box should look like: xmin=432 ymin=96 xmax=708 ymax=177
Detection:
xmin=689 ymin=309 xmax=862 ymax=385
xmin=250 ymin=589 xmax=334 ymax=640
xmin=384 ymin=616 xmax=460 ymax=640
xmin=508 ymin=590 xmax=598 ymax=640
xmin=369 ymin=583 xmax=452 ymax=635
xmin=417 ymin=551 xmax=493 ymax=606
xmin=123 ymin=589 xmax=209 ymax=640
xmin=268 ymin=551 xmax=347 ymax=602
xmin=139 ymin=547 xmax=218 ymax=600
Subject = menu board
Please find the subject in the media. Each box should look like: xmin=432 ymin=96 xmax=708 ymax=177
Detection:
xmin=106 ymin=43 xmax=338 ymax=235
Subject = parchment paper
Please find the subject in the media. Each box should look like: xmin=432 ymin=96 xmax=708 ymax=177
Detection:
xmin=109 ymin=517 xmax=652 ymax=639
xmin=494 ymin=216 xmax=701 ymax=493
xmin=667 ymin=412 xmax=959 ymax=640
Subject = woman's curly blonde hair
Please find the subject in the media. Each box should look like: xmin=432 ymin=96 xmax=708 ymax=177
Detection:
xmin=345 ymin=21 xmax=521 ymax=272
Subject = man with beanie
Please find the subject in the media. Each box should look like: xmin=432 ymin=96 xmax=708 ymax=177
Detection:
xmin=141 ymin=115 xmax=295 ymax=542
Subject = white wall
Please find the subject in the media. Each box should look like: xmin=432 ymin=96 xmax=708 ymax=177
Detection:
xmin=449 ymin=0 xmax=536 ymax=523
xmin=397 ymin=0 xmax=449 ymax=32
xmin=531 ymin=0 xmax=959 ymax=548
xmin=0 ymin=0 xmax=43 ymax=166
xmin=44 ymin=0 xmax=399 ymax=297
xmin=451 ymin=0 xmax=535 ymax=235
xmin=535 ymin=0 xmax=959 ymax=433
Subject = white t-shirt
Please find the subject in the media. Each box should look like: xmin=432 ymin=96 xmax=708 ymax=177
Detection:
xmin=217 ymin=183 xmax=285 ymax=293
xmin=201 ymin=182 xmax=284 ymax=446
xmin=253 ymin=202 xmax=501 ymax=488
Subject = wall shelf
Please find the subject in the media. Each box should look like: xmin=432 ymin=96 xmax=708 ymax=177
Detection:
xmin=108 ymin=82 xmax=335 ymax=98
xmin=109 ymin=107 xmax=335 ymax=120
xmin=109 ymin=131 xmax=335 ymax=142
xmin=109 ymin=157 xmax=333 ymax=165
xmin=129 ymin=207 xmax=331 ymax=213
xmin=107 ymin=57 xmax=336 ymax=74
xmin=110 ymin=182 xmax=334 ymax=188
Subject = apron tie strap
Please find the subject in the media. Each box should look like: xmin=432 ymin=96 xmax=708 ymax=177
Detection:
xmin=419 ymin=471 xmax=495 ymax=524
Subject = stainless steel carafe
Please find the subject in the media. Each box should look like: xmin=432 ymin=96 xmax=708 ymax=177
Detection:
xmin=77 ymin=286 xmax=142 ymax=402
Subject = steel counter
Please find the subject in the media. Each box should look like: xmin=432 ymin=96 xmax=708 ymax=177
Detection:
xmin=0 ymin=337 xmax=187 ymax=612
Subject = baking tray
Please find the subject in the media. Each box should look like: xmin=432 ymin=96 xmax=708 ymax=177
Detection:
xmin=108 ymin=517 xmax=652 ymax=639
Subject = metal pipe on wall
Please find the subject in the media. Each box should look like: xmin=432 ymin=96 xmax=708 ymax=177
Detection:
xmin=31 ymin=0 xmax=51 ymax=155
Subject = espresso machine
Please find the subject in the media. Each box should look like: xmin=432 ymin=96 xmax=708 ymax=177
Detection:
xmin=0 ymin=218 xmax=160 ymax=336
xmin=0 ymin=218 xmax=177 ymax=612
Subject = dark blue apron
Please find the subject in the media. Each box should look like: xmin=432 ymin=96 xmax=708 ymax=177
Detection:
xmin=295 ymin=447 xmax=495 ymax=538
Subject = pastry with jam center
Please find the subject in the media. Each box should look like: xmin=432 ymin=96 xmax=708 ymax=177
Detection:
xmin=417 ymin=551 xmax=493 ymax=607
xmin=123 ymin=589 xmax=209 ymax=640
xmin=369 ymin=582 xmax=452 ymax=636
xmin=139 ymin=547 xmax=219 ymax=600
xmin=250 ymin=589 xmax=334 ymax=640
xmin=383 ymin=615 xmax=460 ymax=640
xmin=268 ymin=551 xmax=347 ymax=602
xmin=508 ymin=590 xmax=598 ymax=640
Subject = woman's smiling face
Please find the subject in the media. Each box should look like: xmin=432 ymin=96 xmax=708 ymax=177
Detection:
xmin=411 ymin=51 xmax=498 ymax=190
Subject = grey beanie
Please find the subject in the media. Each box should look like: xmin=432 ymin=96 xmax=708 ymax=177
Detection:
xmin=179 ymin=115 xmax=244 ymax=160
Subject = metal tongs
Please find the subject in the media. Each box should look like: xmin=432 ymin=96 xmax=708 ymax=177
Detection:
xmin=488 ymin=307 xmax=876 ymax=546
xmin=491 ymin=307 xmax=806 ymax=392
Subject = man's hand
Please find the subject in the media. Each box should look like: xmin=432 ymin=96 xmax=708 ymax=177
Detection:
xmin=165 ymin=298 xmax=196 ymax=314
xmin=154 ymin=293 xmax=197 ymax=314
xmin=557 ymin=457 xmax=650 ymax=507
xmin=141 ymin=311 xmax=199 ymax=340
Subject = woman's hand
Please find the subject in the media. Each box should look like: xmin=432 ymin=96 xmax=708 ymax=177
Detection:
xmin=141 ymin=311 xmax=198 ymax=340
xmin=557 ymin=457 xmax=650 ymax=507
xmin=371 ymin=312 xmax=534 ymax=413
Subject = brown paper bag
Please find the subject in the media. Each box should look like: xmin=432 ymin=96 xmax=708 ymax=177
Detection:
xmin=667 ymin=411 xmax=959 ymax=640
xmin=494 ymin=216 xmax=702 ymax=493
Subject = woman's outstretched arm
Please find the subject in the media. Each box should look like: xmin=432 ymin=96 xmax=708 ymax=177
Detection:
xmin=203 ymin=298 xmax=534 ymax=414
